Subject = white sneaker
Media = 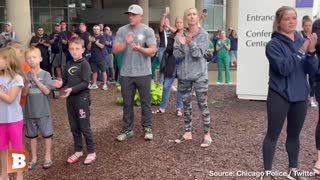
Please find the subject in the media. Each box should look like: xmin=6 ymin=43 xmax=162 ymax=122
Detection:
xmin=227 ymin=82 xmax=233 ymax=85
xmin=102 ymin=84 xmax=108 ymax=91
xmin=89 ymin=84 xmax=98 ymax=90
xmin=216 ymin=82 xmax=222 ymax=85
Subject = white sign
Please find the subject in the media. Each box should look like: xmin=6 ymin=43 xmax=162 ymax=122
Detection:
xmin=237 ymin=0 xmax=313 ymax=100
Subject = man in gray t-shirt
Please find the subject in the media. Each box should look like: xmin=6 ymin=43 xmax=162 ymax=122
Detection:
xmin=113 ymin=4 xmax=157 ymax=142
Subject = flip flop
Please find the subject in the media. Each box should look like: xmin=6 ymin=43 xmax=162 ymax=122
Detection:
xmin=43 ymin=160 xmax=53 ymax=169
xmin=174 ymin=135 xmax=185 ymax=143
xmin=67 ymin=152 xmax=83 ymax=164
xmin=152 ymin=109 xmax=165 ymax=114
xmin=200 ymin=139 xmax=212 ymax=148
xmin=312 ymin=166 xmax=320 ymax=176
xmin=176 ymin=109 xmax=183 ymax=117
xmin=83 ymin=153 xmax=97 ymax=165
xmin=28 ymin=161 xmax=37 ymax=170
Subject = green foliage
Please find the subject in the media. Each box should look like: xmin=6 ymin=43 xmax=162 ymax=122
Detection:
xmin=116 ymin=83 xmax=163 ymax=106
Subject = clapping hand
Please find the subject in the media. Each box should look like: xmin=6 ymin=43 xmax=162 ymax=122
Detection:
xmin=51 ymin=79 xmax=63 ymax=88
xmin=176 ymin=33 xmax=186 ymax=45
xmin=126 ymin=32 xmax=135 ymax=45
xmin=307 ymin=33 xmax=318 ymax=52
xmin=60 ymin=88 xmax=72 ymax=98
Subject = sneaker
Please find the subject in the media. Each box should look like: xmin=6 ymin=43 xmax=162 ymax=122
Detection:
xmin=144 ymin=128 xmax=153 ymax=141
xmin=226 ymin=82 xmax=232 ymax=85
xmin=115 ymin=130 xmax=133 ymax=142
xmin=216 ymin=82 xmax=223 ymax=85
xmin=102 ymin=84 xmax=108 ymax=91
xmin=89 ymin=84 xmax=98 ymax=90
xmin=286 ymin=170 xmax=308 ymax=180
xmin=260 ymin=174 xmax=275 ymax=180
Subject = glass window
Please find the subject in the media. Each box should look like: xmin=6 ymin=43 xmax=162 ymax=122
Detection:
xmin=203 ymin=5 xmax=224 ymax=31
xmin=31 ymin=0 xmax=49 ymax=7
xmin=33 ymin=23 xmax=52 ymax=35
xmin=32 ymin=8 xmax=51 ymax=23
xmin=51 ymin=0 xmax=68 ymax=7
xmin=51 ymin=8 xmax=68 ymax=23
xmin=203 ymin=0 xmax=224 ymax=5
xmin=0 ymin=7 xmax=5 ymax=22
xmin=214 ymin=0 xmax=224 ymax=5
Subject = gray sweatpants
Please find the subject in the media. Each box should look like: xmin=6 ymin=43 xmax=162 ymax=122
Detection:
xmin=121 ymin=75 xmax=152 ymax=131
xmin=178 ymin=77 xmax=211 ymax=133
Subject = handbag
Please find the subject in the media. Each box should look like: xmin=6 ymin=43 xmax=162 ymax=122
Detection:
xmin=204 ymin=50 xmax=213 ymax=62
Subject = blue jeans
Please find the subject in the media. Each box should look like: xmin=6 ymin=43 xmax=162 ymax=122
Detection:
xmin=157 ymin=47 xmax=166 ymax=84
xmin=160 ymin=77 xmax=183 ymax=110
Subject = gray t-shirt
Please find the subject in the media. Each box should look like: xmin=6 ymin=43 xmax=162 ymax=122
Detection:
xmin=115 ymin=24 xmax=156 ymax=77
xmin=25 ymin=70 xmax=52 ymax=118
xmin=0 ymin=75 xmax=23 ymax=123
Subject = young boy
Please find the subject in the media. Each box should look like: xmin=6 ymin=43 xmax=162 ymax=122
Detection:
xmin=24 ymin=47 xmax=53 ymax=170
xmin=51 ymin=37 xmax=96 ymax=165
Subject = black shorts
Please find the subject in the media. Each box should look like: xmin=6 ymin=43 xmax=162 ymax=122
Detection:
xmin=90 ymin=61 xmax=106 ymax=73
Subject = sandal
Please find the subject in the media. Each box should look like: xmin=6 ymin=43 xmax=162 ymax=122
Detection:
xmin=83 ymin=153 xmax=96 ymax=165
xmin=43 ymin=160 xmax=53 ymax=169
xmin=174 ymin=135 xmax=192 ymax=143
xmin=67 ymin=152 xmax=83 ymax=164
xmin=176 ymin=109 xmax=182 ymax=117
xmin=312 ymin=166 xmax=320 ymax=176
xmin=28 ymin=161 xmax=37 ymax=170
xmin=200 ymin=138 xmax=212 ymax=148
xmin=152 ymin=108 xmax=165 ymax=114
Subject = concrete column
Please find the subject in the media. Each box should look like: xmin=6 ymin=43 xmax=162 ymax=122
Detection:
xmin=6 ymin=0 xmax=31 ymax=48
xmin=226 ymin=0 xmax=238 ymax=31
xmin=138 ymin=0 xmax=149 ymax=25
xmin=169 ymin=0 xmax=195 ymax=25
xmin=195 ymin=0 xmax=203 ymax=16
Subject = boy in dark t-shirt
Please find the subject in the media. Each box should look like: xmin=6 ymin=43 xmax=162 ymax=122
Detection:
xmin=51 ymin=37 xmax=96 ymax=165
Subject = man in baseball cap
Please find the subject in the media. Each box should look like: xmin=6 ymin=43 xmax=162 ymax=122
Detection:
xmin=124 ymin=4 xmax=143 ymax=15
xmin=113 ymin=4 xmax=157 ymax=142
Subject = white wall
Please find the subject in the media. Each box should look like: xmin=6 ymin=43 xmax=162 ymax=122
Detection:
xmin=237 ymin=0 xmax=313 ymax=100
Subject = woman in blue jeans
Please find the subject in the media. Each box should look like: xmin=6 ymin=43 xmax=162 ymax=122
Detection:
xmin=153 ymin=17 xmax=184 ymax=116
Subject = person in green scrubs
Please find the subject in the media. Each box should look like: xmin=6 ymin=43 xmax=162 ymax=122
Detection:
xmin=216 ymin=31 xmax=231 ymax=84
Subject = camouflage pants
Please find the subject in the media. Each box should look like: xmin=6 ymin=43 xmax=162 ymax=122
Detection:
xmin=178 ymin=78 xmax=211 ymax=133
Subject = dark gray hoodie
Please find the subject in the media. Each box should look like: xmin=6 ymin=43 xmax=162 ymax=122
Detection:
xmin=173 ymin=28 xmax=209 ymax=81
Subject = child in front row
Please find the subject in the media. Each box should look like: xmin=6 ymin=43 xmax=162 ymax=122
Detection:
xmin=0 ymin=47 xmax=24 ymax=180
xmin=52 ymin=37 xmax=96 ymax=165
xmin=24 ymin=47 xmax=53 ymax=170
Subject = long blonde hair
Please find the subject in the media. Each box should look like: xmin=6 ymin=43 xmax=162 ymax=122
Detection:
xmin=183 ymin=8 xmax=201 ymax=29
xmin=0 ymin=47 xmax=24 ymax=79
xmin=272 ymin=6 xmax=297 ymax=32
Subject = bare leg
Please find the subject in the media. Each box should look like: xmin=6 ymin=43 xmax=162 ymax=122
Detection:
xmin=30 ymin=139 xmax=37 ymax=163
xmin=44 ymin=138 xmax=52 ymax=161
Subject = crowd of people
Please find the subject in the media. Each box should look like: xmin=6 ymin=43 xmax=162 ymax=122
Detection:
xmin=0 ymin=3 xmax=320 ymax=180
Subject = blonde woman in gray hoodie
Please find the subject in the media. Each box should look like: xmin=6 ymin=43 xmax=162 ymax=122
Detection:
xmin=173 ymin=8 xmax=212 ymax=148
